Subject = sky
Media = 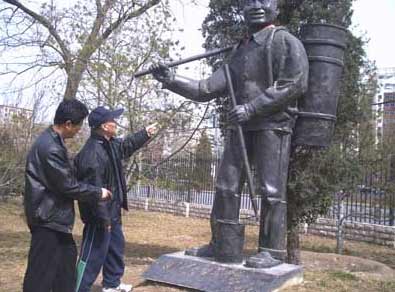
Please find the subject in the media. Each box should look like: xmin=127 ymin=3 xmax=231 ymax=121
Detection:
xmin=172 ymin=0 xmax=395 ymax=70
xmin=169 ymin=0 xmax=212 ymax=79
xmin=352 ymin=0 xmax=395 ymax=68
xmin=1 ymin=0 xmax=394 ymax=108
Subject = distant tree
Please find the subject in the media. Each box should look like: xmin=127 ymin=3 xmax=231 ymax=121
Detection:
xmin=193 ymin=131 xmax=213 ymax=190
xmin=196 ymin=131 xmax=212 ymax=160
xmin=0 ymin=112 xmax=32 ymax=197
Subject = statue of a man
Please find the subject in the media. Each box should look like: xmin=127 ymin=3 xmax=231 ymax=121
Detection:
xmin=151 ymin=0 xmax=308 ymax=265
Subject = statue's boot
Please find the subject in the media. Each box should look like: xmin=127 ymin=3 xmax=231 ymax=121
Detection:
xmin=185 ymin=243 xmax=215 ymax=257
xmin=185 ymin=220 xmax=245 ymax=263
xmin=214 ymin=219 xmax=245 ymax=263
xmin=185 ymin=191 xmax=242 ymax=260
xmin=185 ymin=193 xmax=220 ymax=258
xmin=246 ymin=196 xmax=287 ymax=268
xmin=185 ymin=214 xmax=218 ymax=257
xmin=245 ymin=251 xmax=281 ymax=268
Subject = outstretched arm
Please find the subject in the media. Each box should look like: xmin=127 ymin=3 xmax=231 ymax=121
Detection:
xmin=115 ymin=122 xmax=158 ymax=159
xmin=150 ymin=63 xmax=227 ymax=102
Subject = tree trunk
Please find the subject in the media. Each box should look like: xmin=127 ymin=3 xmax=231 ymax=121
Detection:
xmin=287 ymin=224 xmax=301 ymax=265
xmin=64 ymin=78 xmax=78 ymax=100
xmin=64 ymin=57 xmax=89 ymax=100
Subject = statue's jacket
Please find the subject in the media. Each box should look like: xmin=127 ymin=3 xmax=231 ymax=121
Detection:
xmin=191 ymin=26 xmax=309 ymax=133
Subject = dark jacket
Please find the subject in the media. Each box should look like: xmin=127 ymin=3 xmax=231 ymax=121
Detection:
xmin=24 ymin=127 xmax=102 ymax=233
xmin=75 ymin=129 xmax=149 ymax=226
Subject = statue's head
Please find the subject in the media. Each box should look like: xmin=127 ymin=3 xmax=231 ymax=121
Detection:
xmin=243 ymin=0 xmax=278 ymax=31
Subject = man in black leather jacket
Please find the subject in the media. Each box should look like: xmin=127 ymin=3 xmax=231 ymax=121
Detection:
xmin=75 ymin=106 xmax=157 ymax=292
xmin=23 ymin=100 xmax=112 ymax=292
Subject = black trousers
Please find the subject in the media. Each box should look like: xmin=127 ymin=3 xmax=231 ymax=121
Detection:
xmin=23 ymin=226 xmax=77 ymax=292
xmin=211 ymin=129 xmax=291 ymax=260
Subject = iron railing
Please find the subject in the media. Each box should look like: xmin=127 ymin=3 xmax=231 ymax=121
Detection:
xmin=129 ymin=155 xmax=395 ymax=226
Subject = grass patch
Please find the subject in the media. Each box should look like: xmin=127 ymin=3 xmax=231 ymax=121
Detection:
xmin=301 ymin=234 xmax=395 ymax=270
xmin=328 ymin=271 xmax=358 ymax=281
xmin=1 ymin=200 xmax=394 ymax=292
xmin=302 ymin=242 xmax=334 ymax=254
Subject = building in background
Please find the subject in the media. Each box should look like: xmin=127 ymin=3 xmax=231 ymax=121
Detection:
xmin=0 ymin=104 xmax=33 ymax=124
xmin=375 ymin=67 xmax=395 ymax=144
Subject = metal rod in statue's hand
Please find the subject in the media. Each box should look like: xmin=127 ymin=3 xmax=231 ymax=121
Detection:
xmin=224 ymin=64 xmax=259 ymax=221
xmin=134 ymin=46 xmax=233 ymax=78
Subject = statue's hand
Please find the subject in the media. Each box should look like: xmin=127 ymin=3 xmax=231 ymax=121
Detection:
xmin=149 ymin=62 xmax=174 ymax=84
xmin=229 ymin=104 xmax=252 ymax=124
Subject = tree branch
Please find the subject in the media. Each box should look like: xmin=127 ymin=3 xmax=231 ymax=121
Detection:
xmin=101 ymin=0 xmax=161 ymax=41
xmin=2 ymin=0 xmax=71 ymax=69
xmin=154 ymin=103 xmax=210 ymax=168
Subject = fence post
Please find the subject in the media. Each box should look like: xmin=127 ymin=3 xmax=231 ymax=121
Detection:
xmin=390 ymin=192 xmax=394 ymax=226
xmin=145 ymin=185 xmax=150 ymax=211
xmin=185 ymin=201 xmax=190 ymax=218
xmin=187 ymin=152 xmax=193 ymax=203
xmin=335 ymin=193 xmax=346 ymax=254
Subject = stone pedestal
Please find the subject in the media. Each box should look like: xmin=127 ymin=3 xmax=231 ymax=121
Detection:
xmin=143 ymin=251 xmax=303 ymax=292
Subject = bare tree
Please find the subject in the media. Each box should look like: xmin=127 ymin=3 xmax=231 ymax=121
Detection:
xmin=0 ymin=0 xmax=162 ymax=101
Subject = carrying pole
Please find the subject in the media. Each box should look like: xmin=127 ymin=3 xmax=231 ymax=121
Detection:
xmin=134 ymin=46 xmax=233 ymax=78
xmin=224 ymin=64 xmax=259 ymax=221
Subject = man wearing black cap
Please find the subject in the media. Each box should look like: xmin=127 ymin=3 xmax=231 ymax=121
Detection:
xmin=75 ymin=106 xmax=157 ymax=292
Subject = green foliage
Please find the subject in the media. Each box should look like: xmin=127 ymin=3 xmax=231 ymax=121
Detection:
xmin=287 ymin=145 xmax=361 ymax=225
xmin=195 ymin=131 xmax=213 ymax=160
xmin=193 ymin=131 xmax=213 ymax=190
xmin=278 ymin=0 xmax=353 ymax=32
xmin=0 ymin=115 xmax=32 ymax=197
xmin=201 ymin=0 xmax=245 ymax=70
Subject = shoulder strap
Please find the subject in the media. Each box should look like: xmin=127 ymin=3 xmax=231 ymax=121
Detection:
xmin=266 ymin=26 xmax=286 ymax=86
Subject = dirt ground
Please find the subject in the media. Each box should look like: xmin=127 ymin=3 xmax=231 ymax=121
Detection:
xmin=1 ymin=199 xmax=395 ymax=292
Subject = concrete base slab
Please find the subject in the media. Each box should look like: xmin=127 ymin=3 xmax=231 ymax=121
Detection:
xmin=143 ymin=251 xmax=303 ymax=292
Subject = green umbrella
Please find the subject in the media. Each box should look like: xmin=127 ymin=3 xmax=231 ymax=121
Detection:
xmin=75 ymin=227 xmax=96 ymax=292
xmin=75 ymin=259 xmax=87 ymax=292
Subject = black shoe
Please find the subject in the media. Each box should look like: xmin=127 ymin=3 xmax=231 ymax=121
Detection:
xmin=245 ymin=251 xmax=281 ymax=269
xmin=185 ymin=244 xmax=215 ymax=257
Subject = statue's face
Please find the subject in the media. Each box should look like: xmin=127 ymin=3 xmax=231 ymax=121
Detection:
xmin=243 ymin=0 xmax=278 ymax=29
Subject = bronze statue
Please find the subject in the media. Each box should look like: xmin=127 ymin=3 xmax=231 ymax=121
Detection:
xmin=150 ymin=0 xmax=309 ymax=266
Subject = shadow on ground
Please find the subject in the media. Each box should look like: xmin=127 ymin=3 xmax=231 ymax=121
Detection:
xmin=91 ymin=281 xmax=200 ymax=292
xmin=74 ymin=234 xmax=181 ymax=265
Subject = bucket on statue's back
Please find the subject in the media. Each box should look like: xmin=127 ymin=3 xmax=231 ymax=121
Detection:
xmin=293 ymin=23 xmax=347 ymax=147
